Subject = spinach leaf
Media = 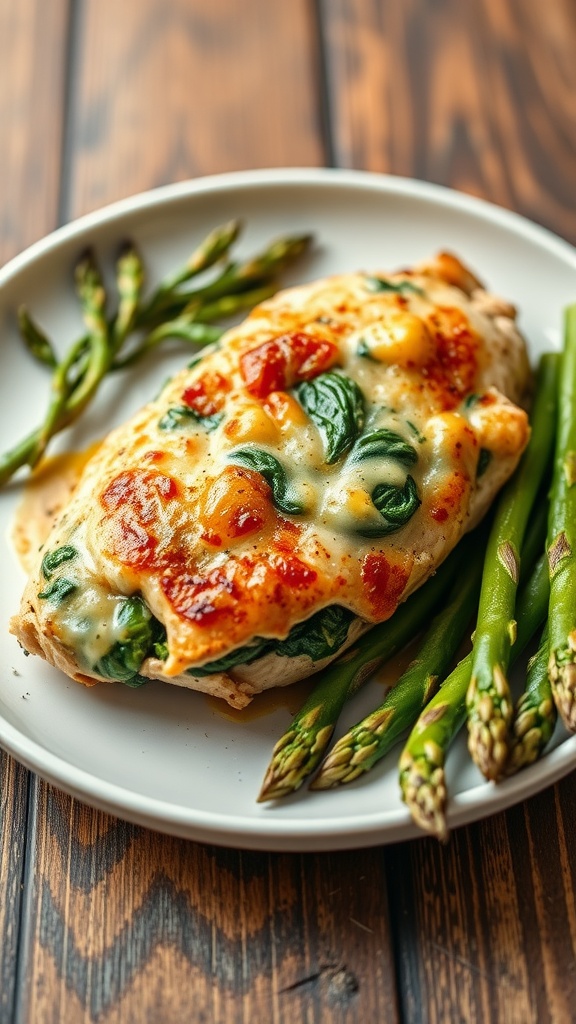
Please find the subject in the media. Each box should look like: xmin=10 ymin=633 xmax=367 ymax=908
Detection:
xmin=406 ymin=420 xmax=426 ymax=444
xmin=350 ymin=428 xmax=418 ymax=467
xmin=228 ymin=447 xmax=304 ymax=515
xmin=189 ymin=637 xmax=274 ymax=677
xmin=364 ymin=276 xmax=424 ymax=296
xmin=120 ymin=674 xmax=150 ymax=688
xmin=477 ymin=448 xmax=492 ymax=478
xmin=158 ymin=405 xmax=223 ymax=431
xmin=356 ymin=338 xmax=376 ymax=360
xmin=94 ymin=596 xmax=163 ymax=684
xmin=463 ymin=393 xmax=480 ymax=410
xmin=274 ymin=604 xmax=354 ymax=661
xmin=41 ymin=545 xmax=77 ymax=580
xmin=297 ymin=372 xmax=365 ymax=464
xmin=153 ymin=636 xmax=169 ymax=661
xmin=357 ymin=475 xmax=421 ymax=537
xmin=188 ymin=605 xmax=354 ymax=677
xmin=38 ymin=578 xmax=77 ymax=604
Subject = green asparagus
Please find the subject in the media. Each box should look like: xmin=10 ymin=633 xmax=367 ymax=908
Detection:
xmin=257 ymin=541 xmax=467 ymax=802
xmin=508 ymin=624 xmax=556 ymax=773
xmin=400 ymin=549 xmax=550 ymax=840
xmin=466 ymin=353 xmax=559 ymax=780
xmin=546 ymin=305 xmax=576 ymax=731
xmin=311 ymin=532 xmax=485 ymax=789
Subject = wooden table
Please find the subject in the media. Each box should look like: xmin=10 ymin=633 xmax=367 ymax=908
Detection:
xmin=2 ymin=2 xmax=576 ymax=1021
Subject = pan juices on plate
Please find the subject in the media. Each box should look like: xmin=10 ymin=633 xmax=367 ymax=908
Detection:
xmin=12 ymin=251 xmax=530 ymax=708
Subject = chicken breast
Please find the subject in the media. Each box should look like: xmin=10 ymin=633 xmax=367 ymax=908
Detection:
xmin=11 ymin=252 xmax=531 ymax=707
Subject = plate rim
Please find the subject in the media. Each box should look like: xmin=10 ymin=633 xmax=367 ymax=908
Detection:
xmin=3 ymin=167 xmax=576 ymax=287
xmin=2 ymin=166 xmax=576 ymax=851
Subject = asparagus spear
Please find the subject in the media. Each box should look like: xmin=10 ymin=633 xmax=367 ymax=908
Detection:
xmin=466 ymin=353 xmax=559 ymax=780
xmin=546 ymin=304 xmax=576 ymax=730
xmin=164 ymin=232 xmax=314 ymax=312
xmin=111 ymin=235 xmax=312 ymax=369
xmin=111 ymin=242 xmax=144 ymax=350
xmin=137 ymin=219 xmax=241 ymax=322
xmin=17 ymin=307 xmax=58 ymax=368
xmin=507 ymin=624 xmax=556 ymax=773
xmin=112 ymin=283 xmax=277 ymax=370
xmin=30 ymin=251 xmax=112 ymax=468
xmin=257 ymin=541 xmax=468 ymax=802
xmin=400 ymin=550 xmax=550 ymax=840
xmin=311 ymin=533 xmax=485 ymax=789
xmin=1 ymin=225 xmax=312 ymax=487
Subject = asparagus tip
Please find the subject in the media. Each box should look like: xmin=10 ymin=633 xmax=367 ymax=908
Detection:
xmin=400 ymin=757 xmax=449 ymax=842
xmin=75 ymin=245 xmax=96 ymax=268
xmin=257 ymin=721 xmax=334 ymax=802
xmin=466 ymin=669 xmax=512 ymax=780
xmin=257 ymin=773 xmax=301 ymax=803
xmin=116 ymin=238 xmax=138 ymax=259
xmin=309 ymin=736 xmax=356 ymax=789
xmin=506 ymin=691 xmax=557 ymax=776
xmin=548 ymin=643 xmax=576 ymax=732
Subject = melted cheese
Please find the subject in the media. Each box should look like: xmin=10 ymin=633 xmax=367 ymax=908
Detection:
xmin=11 ymin=254 xmax=532 ymax=695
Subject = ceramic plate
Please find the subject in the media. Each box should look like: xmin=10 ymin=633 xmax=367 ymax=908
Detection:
xmin=1 ymin=169 xmax=575 ymax=851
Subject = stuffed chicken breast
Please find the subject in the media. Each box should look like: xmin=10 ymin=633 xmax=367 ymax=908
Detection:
xmin=12 ymin=252 xmax=531 ymax=707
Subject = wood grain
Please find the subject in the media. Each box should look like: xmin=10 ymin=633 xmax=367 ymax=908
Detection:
xmin=320 ymin=0 xmax=576 ymax=242
xmin=0 ymin=0 xmax=70 ymax=263
xmin=0 ymin=0 xmax=70 ymax=1016
xmin=63 ymin=0 xmax=325 ymax=219
xmin=18 ymin=788 xmax=398 ymax=1023
xmin=386 ymin=777 xmax=576 ymax=1024
xmin=0 ymin=755 xmax=28 ymax=1022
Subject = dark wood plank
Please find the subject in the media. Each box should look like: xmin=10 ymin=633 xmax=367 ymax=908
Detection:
xmin=0 ymin=0 xmax=70 ymax=263
xmin=321 ymin=0 xmax=576 ymax=243
xmin=0 ymin=0 xmax=70 ymax=1016
xmin=0 ymin=755 xmax=28 ymax=1022
xmin=63 ymin=0 xmax=325 ymax=218
xmin=320 ymin=1 xmax=576 ymax=1020
xmin=20 ymin=788 xmax=398 ymax=1023
xmin=12 ymin=2 xmax=400 ymax=1021
xmin=387 ymin=813 xmax=538 ymax=1023
xmin=387 ymin=777 xmax=576 ymax=1024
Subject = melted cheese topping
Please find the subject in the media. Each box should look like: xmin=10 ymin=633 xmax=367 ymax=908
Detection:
xmin=12 ymin=254 xmax=531 ymax=688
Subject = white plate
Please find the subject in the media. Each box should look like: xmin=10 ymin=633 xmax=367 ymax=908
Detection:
xmin=1 ymin=168 xmax=575 ymax=851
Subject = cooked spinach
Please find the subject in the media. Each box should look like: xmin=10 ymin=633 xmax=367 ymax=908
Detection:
xmin=463 ymin=393 xmax=480 ymax=410
xmin=364 ymin=276 xmax=424 ymax=296
xmin=189 ymin=637 xmax=273 ymax=677
xmin=356 ymin=337 xmax=376 ymax=360
xmin=158 ymin=405 xmax=223 ymax=431
xmin=406 ymin=420 xmax=426 ymax=444
xmin=356 ymin=475 xmax=421 ymax=537
xmin=152 ymin=636 xmax=169 ymax=661
xmin=119 ymin=674 xmax=150 ymax=688
xmin=37 ymin=578 xmax=77 ymax=604
xmin=477 ymin=448 xmax=492 ymax=478
xmin=297 ymin=372 xmax=365 ymax=464
xmin=40 ymin=545 xmax=77 ymax=580
xmin=274 ymin=604 xmax=354 ymax=660
xmin=228 ymin=447 xmax=304 ymax=515
xmin=188 ymin=605 xmax=355 ymax=676
xmin=350 ymin=428 xmax=418 ymax=467
xmin=93 ymin=596 xmax=162 ymax=684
